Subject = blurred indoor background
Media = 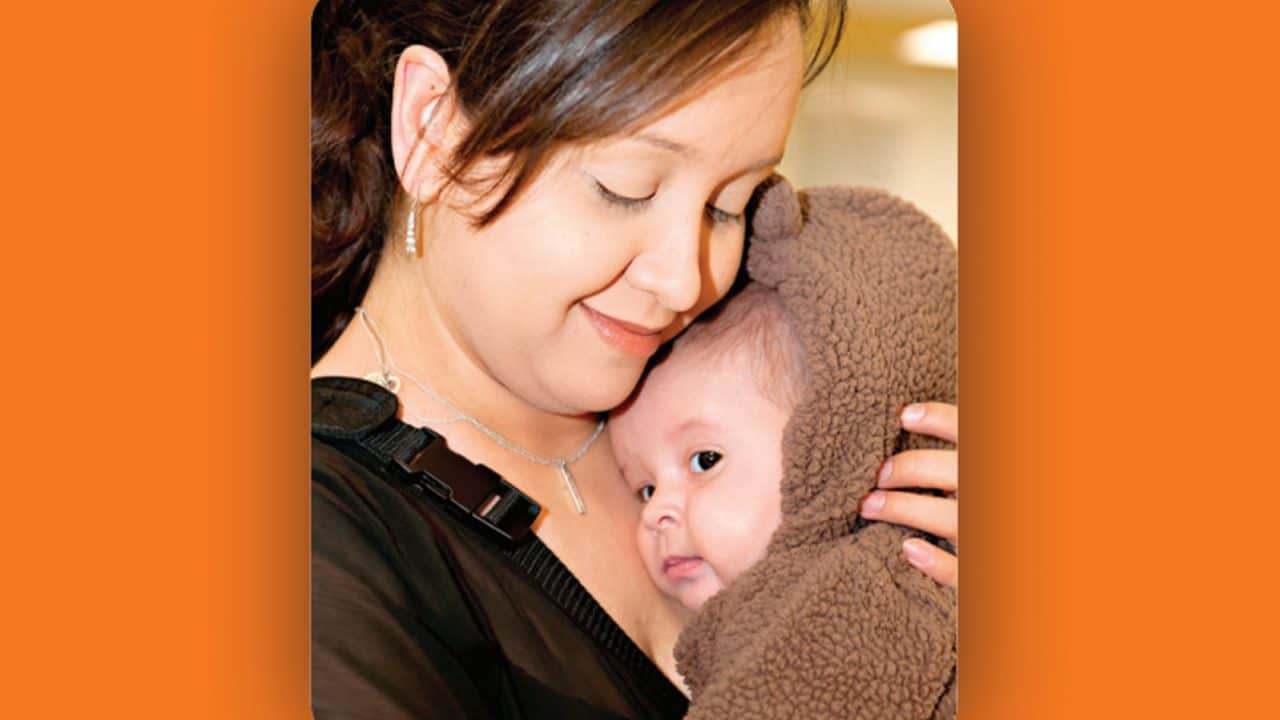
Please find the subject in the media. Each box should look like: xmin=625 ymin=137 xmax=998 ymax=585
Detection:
xmin=779 ymin=0 xmax=957 ymax=242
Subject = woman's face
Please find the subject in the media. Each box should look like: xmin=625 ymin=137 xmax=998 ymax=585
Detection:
xmin=422 ymin=23 xmax=805 ymax=414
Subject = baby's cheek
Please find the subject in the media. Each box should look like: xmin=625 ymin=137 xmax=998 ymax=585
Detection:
xmin=633 ymin=523 xmax=649 ymax=564
xmin=717 ymin=516 xmax=775 ymax=585
xmin=634 ymin=524 xmax=665 ymax=587
xmin=681 ymin=573 xmax=725 ymax=613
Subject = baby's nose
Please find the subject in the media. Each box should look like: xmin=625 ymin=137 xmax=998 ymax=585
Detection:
xmin=641 ymin=489 xmax=682 ymax=532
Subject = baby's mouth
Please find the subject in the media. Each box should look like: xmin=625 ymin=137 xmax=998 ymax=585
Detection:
xmin=662 ymin=555 xmax=704 ymax=580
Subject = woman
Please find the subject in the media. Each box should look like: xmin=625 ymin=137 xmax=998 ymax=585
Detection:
xmin=311 ymin=1 xmax=958 ymax=718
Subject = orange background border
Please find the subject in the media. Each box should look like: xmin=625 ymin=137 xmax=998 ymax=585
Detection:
xmin=3 ymin=1 xmax=1278 ymax=717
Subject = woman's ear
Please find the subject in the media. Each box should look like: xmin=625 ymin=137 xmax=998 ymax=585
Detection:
xmin=390 ymin=45 xmax=459 ymax=204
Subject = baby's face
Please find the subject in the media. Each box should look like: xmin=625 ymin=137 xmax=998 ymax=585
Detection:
xmin=609 ymin=344 xmax=788 ymax=612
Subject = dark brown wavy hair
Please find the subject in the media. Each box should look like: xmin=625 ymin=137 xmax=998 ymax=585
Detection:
xmin=311 ymin=0 xmax=846 ymax=363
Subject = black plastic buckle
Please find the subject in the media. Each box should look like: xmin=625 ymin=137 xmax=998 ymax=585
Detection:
xmin=396 ymin=434 xmax=542 ymax=545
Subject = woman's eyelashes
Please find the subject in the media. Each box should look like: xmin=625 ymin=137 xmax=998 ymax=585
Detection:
xmin=594 ymin=180 xmax=653 ymax=211
xmin=592 ymin=178 xmax=744 ymax=226
xmin=704 ymin=204 xmax=744 ymax=226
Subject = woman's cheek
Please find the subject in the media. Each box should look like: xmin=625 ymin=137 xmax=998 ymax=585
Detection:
xmin=701 ymin=231 xmax=747 ymax=309
xmin=680 ymin=230 xmax=747 ymax=326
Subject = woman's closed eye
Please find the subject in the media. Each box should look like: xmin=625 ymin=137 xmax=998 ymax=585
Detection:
xmin=703 ymin=205 xmax=744 ymax=226
xmin=594 ymin=179 xmax=743 ymax=226
xmin=689 ymin=450 xmax=722 ymax=473
xmin=594 ymin=180 xmax=654 ymax=211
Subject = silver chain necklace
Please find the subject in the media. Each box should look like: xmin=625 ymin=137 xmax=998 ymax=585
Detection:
xmin=355 ymin=306 xmax=602 ymax=515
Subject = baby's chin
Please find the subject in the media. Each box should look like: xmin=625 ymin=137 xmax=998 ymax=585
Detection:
xmin=673 ymin=574 xmax=725 ymax=613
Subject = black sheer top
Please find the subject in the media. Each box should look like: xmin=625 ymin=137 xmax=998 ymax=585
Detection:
xmin=311 ymin=377 xmax=689 ymax=719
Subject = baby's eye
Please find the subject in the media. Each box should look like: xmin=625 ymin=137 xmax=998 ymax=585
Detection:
xmin=637 ymin=485 xmax=655 ymax=502
xmin=689 ymin=450 xmax=723 ymax=474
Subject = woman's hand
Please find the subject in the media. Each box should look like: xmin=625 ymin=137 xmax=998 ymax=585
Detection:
xmin=859 ymin=402 xmax=958 ymax=588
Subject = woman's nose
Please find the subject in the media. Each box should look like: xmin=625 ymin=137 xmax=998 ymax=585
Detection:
xmin=626 ymin=219 xmax=704 ymax=314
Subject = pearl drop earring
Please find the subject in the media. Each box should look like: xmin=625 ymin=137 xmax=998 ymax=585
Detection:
xmin=406 ymin=193 xmax=420 ymax=257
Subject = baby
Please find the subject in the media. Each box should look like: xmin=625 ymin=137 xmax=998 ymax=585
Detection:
xmin=610 ymin=283 xmax=804 ymax=613
xmin=609 ymin=178 xmax=957 ymax=720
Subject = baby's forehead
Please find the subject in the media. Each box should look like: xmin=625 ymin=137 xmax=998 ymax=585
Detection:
xmin=613 ymin=343 xmax=754 ymax=423
xmin=650 ymin=339 xmax=756 ymax=394
xmin=633 ymin=350 xmax=771 ymax=440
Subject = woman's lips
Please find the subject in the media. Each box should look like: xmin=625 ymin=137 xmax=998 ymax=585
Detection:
xmin=580 ymin=304 xmax=664 ymax=358
xmin=662 ymin=556 xmax=704 ymax=580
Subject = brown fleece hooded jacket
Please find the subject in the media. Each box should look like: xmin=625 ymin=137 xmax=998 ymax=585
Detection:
xmin=673 ymin=177 xmax=958 ymax=720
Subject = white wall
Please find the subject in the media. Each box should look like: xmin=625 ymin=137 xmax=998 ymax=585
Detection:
xmin=779 ymin=2 xmax=957 ymax=242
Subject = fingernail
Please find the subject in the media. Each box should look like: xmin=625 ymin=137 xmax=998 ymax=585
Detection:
xmin=903 ymin=539 xmax=931 ymax=567
xmin=877 ymin=458 xmax=893 ymax=485
xmin=902 ymin=404 xmax=926 ymax=424
xmin=862 ymin=491 xmax=886 ymax=516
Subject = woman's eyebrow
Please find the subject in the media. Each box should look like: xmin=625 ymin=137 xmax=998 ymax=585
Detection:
xmin=635 ymin=133 xmax=691 ymax=156
xmin=634 ymin=133 xmax=783 ymax=174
